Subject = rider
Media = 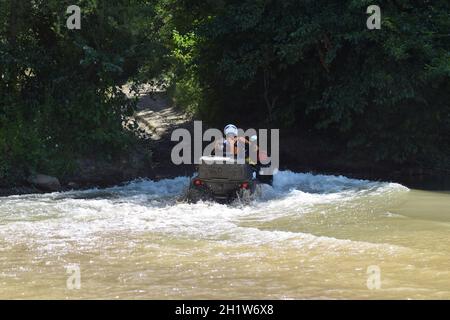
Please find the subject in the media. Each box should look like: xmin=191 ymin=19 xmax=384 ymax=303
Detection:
xmin=223 ymin=124 xmax=239 ymax=157
xmin=216 ymin=125 xmax=272 ymax=185
xmin=216 ymin=124 xmax=250 ymax=158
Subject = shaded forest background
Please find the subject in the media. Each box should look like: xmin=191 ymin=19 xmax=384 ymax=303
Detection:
xmin=1 ymin=0 xmax=449 ymax=186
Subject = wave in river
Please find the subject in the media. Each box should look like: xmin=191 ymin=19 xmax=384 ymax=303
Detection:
xmin=0 ymin=171 xmax=409 ymax=255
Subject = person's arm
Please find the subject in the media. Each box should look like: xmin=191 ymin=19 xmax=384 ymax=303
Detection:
xmin=258 ymin=149 xmax=269 ymax=162
xmin=237 ymin=136 xmax=250 ymax=144
xmin=213 ymin=138 xmax=224 ymax=155
xmin=236 ymin=137 xmax=251 ymax=159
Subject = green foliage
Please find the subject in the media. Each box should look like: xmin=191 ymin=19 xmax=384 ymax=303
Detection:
xmin=1 ymin=0 xmax=449 ymax=185
xmin=168 ymin=30 xmax=202 ymax=114
xmin=165 ymin=0 xmax=450 ymax=166
xmin=0 ymin=0 xmax=168 ymax=184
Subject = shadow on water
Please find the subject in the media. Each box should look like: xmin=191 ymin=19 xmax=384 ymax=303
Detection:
xmin=396 ymin=174 xmax=450 ymax=192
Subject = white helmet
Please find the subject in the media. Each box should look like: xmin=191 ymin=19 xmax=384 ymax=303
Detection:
xmin=224 ymin=124 xmax=238 ymax=137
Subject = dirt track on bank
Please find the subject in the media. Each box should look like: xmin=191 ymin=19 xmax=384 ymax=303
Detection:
xmin=130 ymin=88 xmax=195 ymax=180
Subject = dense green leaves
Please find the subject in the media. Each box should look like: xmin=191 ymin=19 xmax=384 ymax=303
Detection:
xmin=166 ymin=0 xmax=450 ymax=166
xmin=0 ymin=0 xmax=167 ymax=183
xmin=1 ymin=0 xmax=449 ymax=185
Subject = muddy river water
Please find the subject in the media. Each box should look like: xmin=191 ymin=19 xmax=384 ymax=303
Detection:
xmin=0 ymin=171 xmax=449 ymax=299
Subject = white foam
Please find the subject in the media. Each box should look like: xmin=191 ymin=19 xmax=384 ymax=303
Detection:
xmin=0 ymin=171 xmax=409 ymax=255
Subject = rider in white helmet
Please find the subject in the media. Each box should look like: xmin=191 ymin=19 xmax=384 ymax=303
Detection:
xmin=221 ymin=124 xmax=238 ymax=157
xmin=214 ymin=124 xmax=253 ymax=160
xmin=216 ymin=126 xmax=272 ymax=185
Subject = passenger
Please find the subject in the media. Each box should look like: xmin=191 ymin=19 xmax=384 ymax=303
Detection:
xmin=247 ymin=135 xmax=258 ymax=164
xmin=214 ymin=124 xmax=237 ymax=157
xmin=248 ymin=135 xmax=273 ymax=186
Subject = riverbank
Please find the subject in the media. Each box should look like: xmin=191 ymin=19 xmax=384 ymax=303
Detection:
xmin=279 ymin=132 xmax=450 ymax=191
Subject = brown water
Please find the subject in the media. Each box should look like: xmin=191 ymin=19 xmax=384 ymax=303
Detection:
xmin=0 ymin=171 xmax=449 ymax=299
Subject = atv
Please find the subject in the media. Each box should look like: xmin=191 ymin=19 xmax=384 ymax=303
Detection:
xmin=184 ymin=156 xmax=261 ymax=203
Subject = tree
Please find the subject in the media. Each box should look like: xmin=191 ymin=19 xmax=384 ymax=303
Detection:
xmin=167 ymin=0 xmax=450 ymax=166
xmin=0 ymin=0 xmax=168 ymax=183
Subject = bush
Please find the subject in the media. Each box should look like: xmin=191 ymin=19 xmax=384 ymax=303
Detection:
xmin=0 ymin=0 xmax=168 ymax=184
xmin=165 ymin=0 xmax=450 ymax=167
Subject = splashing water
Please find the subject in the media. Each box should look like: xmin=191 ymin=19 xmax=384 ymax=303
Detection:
xmin=0 ymin=171 xmax=449 ymax=299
